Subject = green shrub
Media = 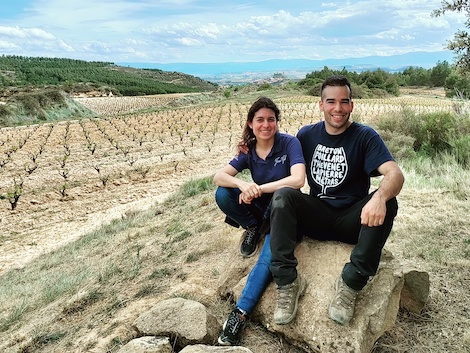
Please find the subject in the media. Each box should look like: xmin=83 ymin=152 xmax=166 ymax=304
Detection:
xmin=258 ymin=83 xmax=271 ymax=91
xmin=421 ymin=112 xmax=456 ymax=155
xmin=378 ymin=108 xmax=470 ymax=168
xmin=378 ymin=129 xmax=417 ymax=161
xmin=377 ymin=107 xmax=424 ymax=149
xmin=378 ymin=109 xmax=457 ymax=156
xmin=450 ymin=135 xmax=470 ymax=168
xmin=306 ymin=83 xmax=322 ymax=96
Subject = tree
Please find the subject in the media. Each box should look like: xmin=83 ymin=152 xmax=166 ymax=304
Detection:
xmin=432 ymin=1 xmax=470 ymax=74
xmin=401 ymin=66 xmax=431 ymax=86
xmin=430 ymin=60 xmax=452 ymax=86
xmin=445 ymin=72 xmax=470 ymax=97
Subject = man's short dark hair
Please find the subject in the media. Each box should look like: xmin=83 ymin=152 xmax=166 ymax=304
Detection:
xmin=321 ymin=75 xmax=352 ymax=98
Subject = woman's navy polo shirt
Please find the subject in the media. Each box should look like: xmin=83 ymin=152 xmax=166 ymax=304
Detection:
xmin=229 ymin=132 xmax=305 ymax=185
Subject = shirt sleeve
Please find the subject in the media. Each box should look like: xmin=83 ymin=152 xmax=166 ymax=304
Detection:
xmin=363 ymin=130 xmax=394 ymax=177
xmin=228 ymin=152 xmax=249 ymax=172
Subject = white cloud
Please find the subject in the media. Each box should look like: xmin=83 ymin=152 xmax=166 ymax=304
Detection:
xmin=0 ymin=40 xmax=20 ymax=50
xmin=176 ymin=37 xmax=202 ymax=46
xmin=0 ymin=26 xmax=55 ymax=40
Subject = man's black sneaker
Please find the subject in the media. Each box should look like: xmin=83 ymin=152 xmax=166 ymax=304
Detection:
xmin=239 ymin=226 xmax=260 ymax=257
xmin=218 ymin=308 xmax=247 ymax=346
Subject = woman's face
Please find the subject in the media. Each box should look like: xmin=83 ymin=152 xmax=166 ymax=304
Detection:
xmin=248 ymin=107 xmax=278 ymax=141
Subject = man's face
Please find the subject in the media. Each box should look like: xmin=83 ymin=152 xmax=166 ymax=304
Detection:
xmin=319 ymin=85 xmax=354 ymax=135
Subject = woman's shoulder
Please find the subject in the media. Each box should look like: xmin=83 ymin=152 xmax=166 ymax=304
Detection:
xmin=277 ymin=132 xmax=297 ymax=140
xmin=276 ymin=132 xmax=302 ymax=146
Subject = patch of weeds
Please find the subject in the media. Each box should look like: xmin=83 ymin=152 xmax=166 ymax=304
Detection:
xmin=134 ymin=283 xmax=159 ymax=298
xmin=0 ymin=298 xmax=28 ymax=332
xmin=463 ymin=238 xmax=470 ymax=259
xmin=165 ymin=220 xmax=184 ymax=236
xmin=105 ymin=298 xmax=128 ymax=317
xmin=425 ymin=247 xmax=443 ymax=264
xmin=98 ymin=262 xmax=122 ymax=283
xmin=21 ymin=331 xmax=67 ymax=352
xmin=41 ymin=271 xmax=89 ymax=305
xmin=177 ymin=272 xmax=187 ymax=281
xmin=167 ymin=176 xmax=215 ymax=203
xmin=180 ymin=176 xmax=214 ymax=197
xmin=107 ymin=336 xmax=125 ymax=352
xmin=173 ymin=230 xmax=192 ymax=242
xmin=148 ymin=267 xmax=173 ymax=279
xmin=84 ymin=341 xmax=97 ymax=350
xmin=196 ymin=222 xmax=214 ymax=233
xmin=186 ymin=250 xmax=208 ymax=263
xmin=126 ymin=244 xmax=144 ymax=279
xmin=199 ymin=196 xmax=213 ymax=207
xmin=147 ymin=226 xmax=159 ymax=235
xmin=62 ymin=290 xmax=102 ymax=316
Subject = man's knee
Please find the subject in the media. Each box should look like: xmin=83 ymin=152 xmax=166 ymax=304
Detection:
xmin=272 ymin=187 xmax=297 ymax=208
xmin=386 ymin=197 xmax=398 ymax=218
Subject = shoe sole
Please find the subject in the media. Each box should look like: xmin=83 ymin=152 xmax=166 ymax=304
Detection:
xmin=217 ymin=320 xmax=235 ymax=346
xmin=240 ymin=243 xmax=258 ymax=257
xmin=274 ymin=275 xmax=307 ymax=325
xmin=217 ymin=336 xmax=232 ymax=346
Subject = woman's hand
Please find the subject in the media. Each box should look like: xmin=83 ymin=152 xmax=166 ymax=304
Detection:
xmin=239 ymin=182 xmax=262 ymax=204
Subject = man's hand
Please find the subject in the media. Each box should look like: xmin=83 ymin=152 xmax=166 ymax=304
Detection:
xmin=361 ymin=160 xmax=404 ymax=227
xmin=360 ymin=195 xmax=386 ymax=227
xmin=237 ymin=141 xmax=249 ymax=155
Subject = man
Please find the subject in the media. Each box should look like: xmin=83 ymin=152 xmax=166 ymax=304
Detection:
xmin=269 ymin=75 xmax=405 ymax=325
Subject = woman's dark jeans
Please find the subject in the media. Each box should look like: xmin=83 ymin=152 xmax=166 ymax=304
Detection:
xmin=215 ymin=186 xmax=271 ymax=229
xmin=269 ymin=188 xmax=398 ymax=291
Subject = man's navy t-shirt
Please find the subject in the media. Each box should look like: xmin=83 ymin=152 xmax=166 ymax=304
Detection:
xmin=297 ymin=121 xmax=394 ymax=208
xmin=229 ymin=132 xmax=305 ymax=185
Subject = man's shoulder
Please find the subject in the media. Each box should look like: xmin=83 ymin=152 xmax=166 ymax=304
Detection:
xmin=350 ymin=122 xmax=378 ymax=134
xmin=297 ymin=122 xmax=323 ymax=138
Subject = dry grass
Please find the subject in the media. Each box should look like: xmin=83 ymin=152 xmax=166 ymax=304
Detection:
xmin=0 ymin=91 xmax=469 ymax=352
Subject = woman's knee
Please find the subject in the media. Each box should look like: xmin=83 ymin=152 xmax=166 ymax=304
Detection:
xmin=215 ymin=187 xmax=236 ymax=207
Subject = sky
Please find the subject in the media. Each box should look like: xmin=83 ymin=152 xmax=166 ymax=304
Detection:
xmin=0 ymin=0 xmax=467 ymax=64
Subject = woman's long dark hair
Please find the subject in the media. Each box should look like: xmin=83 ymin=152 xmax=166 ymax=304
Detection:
xmin=238 ymin=96 xmax=280 ymax=151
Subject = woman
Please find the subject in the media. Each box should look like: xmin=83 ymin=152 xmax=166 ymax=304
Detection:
xmin=213 ymin=96 xmax=306 ymax=345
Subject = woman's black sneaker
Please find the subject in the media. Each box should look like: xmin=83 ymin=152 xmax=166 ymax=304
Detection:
xmin=218 ymin=308 xmax=247 ymax=346
xmin=240 ymin=226 xmax=260 ymax=257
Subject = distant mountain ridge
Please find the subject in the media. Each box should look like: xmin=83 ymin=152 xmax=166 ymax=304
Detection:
xmin=120 ymin=51 xmax=454 ymax=83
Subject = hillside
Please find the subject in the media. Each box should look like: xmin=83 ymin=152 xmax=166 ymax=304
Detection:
xmin=0 ymin=55 xmax=217 ymax=97
xmin=0 ymin=55 xmax=220 ymax=127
